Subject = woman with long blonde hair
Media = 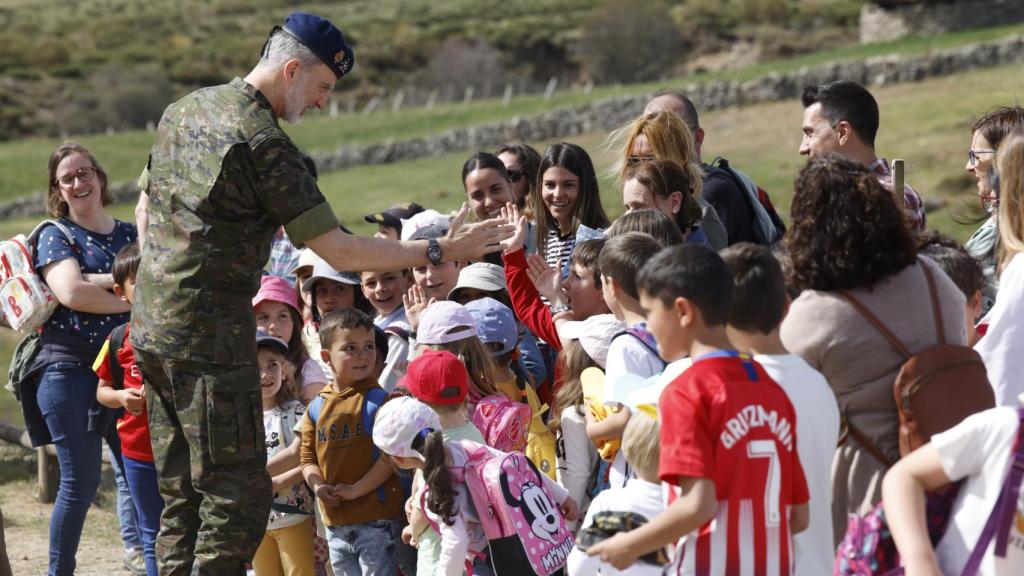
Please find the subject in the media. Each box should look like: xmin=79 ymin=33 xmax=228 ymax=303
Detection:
xmin=976 ymin=131 xmax=1024 ymax=406
xmin=607 ymin=111 xmax=727 ymax=249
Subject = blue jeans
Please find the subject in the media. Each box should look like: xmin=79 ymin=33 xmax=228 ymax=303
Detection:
xmin=327 ymin=519 xmax=398 ymax=576
xmin=123 ymin=457 xmax=164 ymax=576
xmin=109 ymin=445 xmax=144 ymax=552
xmin=36 ymin=361 xmax=112 ymax=576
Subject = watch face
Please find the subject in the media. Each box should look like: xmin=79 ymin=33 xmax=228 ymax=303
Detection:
xmin=427 ymin=242 xmax=442 ymax=264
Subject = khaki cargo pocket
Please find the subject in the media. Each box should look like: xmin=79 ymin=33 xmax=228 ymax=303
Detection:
xmin=203 ymin=365 xmax=263 ymax=465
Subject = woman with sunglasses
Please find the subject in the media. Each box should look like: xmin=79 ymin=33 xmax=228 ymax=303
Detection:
xmin=609 ymin=111 xmax=727 ymax=250
xmin=27 ymin=141 xmax=138 ymax=574
xmin=496 ymin=142 xmax=542 ymax=216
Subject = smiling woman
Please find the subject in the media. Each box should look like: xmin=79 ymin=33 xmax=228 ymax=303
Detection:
xmin=462 ymin=152 xmax=515 ymax=222
xmin=29 ymin=141 xmax=138 ymax=574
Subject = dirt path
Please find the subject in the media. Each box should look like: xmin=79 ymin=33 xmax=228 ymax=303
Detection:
xmin=1 ymin=445 xmax=127 ymax=575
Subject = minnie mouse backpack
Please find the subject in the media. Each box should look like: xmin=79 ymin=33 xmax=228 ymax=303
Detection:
xmin=459 ymin=441 xmax=574 ymax=576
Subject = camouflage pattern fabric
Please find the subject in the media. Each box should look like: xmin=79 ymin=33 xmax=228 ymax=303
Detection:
xmin=137 ymin=348 xmax=272 ymax=576
xmin=131 ymin=77 xmax=338 ymax=365
xmin=130 ymin=78 xmax=339 ymax=573
xmin=575 ymin=510 xmax=670 ymax=566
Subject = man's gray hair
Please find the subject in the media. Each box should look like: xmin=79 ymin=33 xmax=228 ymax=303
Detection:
xmin=258 ymin=29 xmax=321 ymax=70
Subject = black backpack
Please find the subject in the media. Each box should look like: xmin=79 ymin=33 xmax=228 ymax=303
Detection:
xmin=710 ymin=157 xmax=786 ymax=245
xmin=86 ymin=323 xmax=131 ymax=436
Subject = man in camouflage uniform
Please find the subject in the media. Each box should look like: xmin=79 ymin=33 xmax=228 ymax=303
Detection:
xmin=132 ymin=13 xmax=512 ymax=575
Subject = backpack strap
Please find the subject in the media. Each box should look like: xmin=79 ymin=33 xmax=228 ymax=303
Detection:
xmin=362 ymin=386 xmax=389 ymax=503
xmin=920 ymin=263 xmax=946 ymax=345
xmin=383 ymin=325 xmax=409 ymax=341
xmin=838 ymin=290 xmax=913 ymax=359
xmin=307 ymin=395 xmax=324 ymax=424
xmin=961 ymin=406 xmax=1024 ymax=576
xmin=613 ymin=327 xmax=667 ymax=369
xmin=107 ymin=323 xmax=129 ymax=391
xmin=27 ymin=219 xmax=79 ymax=261
xmin=841 ymin=416 xmax=896 ymax=469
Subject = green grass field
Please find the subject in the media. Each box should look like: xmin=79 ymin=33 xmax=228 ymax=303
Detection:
xmin=1 ymin=22 xmax=1023 ymax=200
xmin=0 ymin=61 xmax=1022 ymax=427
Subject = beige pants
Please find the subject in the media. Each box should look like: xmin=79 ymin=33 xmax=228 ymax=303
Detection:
xmin=252 ymin=518 xmax=316 ymax=576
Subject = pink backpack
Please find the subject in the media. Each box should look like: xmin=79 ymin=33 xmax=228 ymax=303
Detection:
xmin=459 ymin=441 xmax=574 ymax=576
xmin=472 ymin=395 xmax=530 ymax=453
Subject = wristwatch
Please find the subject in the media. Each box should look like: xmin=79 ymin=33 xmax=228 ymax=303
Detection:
xmin=550 ymin=303 xmax=571 ymax=315
xmin=426 ymin=238 xmax=443 ymax=266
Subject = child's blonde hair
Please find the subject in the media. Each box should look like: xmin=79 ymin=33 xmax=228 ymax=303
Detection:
xmin=421 ymin=336 xmax=498 ymax=398
xmin=549 ymin=339 xmax=597 ymax=434
xmin=997 ymin=131 xmax=1024 ymax=267
xmin=622 ymin=409 xmax=661 ymax=483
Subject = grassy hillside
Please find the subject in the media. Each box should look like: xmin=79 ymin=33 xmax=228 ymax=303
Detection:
xmin=1 ymin=62 xmax=1022 ymax=425
xmin=2 ymin=22 xmax=1023 ymax=201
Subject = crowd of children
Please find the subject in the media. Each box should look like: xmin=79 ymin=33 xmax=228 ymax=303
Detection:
xmin=22 ymin=87 xmax=1020 ymax=576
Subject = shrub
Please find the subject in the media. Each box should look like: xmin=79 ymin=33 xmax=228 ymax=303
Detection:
xmin=577 ymin=0 xmax=681 ymax=84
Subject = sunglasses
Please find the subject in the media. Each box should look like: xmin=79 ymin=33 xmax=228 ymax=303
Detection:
xmin=56 ymin=166 xmax=97 ymax=188
xmin=627 ymin=155 xmax=656 ymax=165
xmin=507 ymin=169 xmax=525 ymax=183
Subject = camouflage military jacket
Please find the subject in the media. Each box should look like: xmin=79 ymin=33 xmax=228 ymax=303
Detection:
xmin=131 ymin=77 xmax=338 ymax=365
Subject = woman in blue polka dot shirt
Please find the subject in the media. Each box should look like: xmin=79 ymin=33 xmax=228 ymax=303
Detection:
xmin=32 ymin=141 xmax=137 ymax=575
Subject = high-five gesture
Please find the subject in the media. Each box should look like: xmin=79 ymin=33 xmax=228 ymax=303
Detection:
xmin=499 ymin=202 xmax=529 ymax=255
xmin=441 ymin=203 xmax=516 ymax=262
xmin=526 ymin=253 xmax=568 ymax=306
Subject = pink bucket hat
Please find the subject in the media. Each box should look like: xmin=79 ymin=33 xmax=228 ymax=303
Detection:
xmin=253 ymin=274 xmax=300 ymax=313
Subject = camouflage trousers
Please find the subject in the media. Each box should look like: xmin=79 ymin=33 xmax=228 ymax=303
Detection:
xmin=135 ymin=349 xmax=272 ymax=576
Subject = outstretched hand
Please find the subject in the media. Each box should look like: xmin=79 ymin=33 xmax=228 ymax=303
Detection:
xmin=526 ymin=253 xmax=566 ymax=304
xmin=499 ymin=203 xmax=528 ymax=255
xmin=442 ymin=203 xmax=516 ymax=262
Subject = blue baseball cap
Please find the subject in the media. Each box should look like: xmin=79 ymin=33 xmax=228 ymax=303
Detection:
xmin=277 ymin=12 xmax=355 ymax=79
xmin=465 ymin=297 xmax=518 ymax=357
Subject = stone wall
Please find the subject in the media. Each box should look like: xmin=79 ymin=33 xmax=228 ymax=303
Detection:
xmin=861 ymin=1 xmax=1024 ymax=44
xmin=3 ymin=34 xmax=1023 ymax=221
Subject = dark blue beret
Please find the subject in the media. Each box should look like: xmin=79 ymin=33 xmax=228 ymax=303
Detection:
xmin=280 ymin=12 xmax=354 ymax=79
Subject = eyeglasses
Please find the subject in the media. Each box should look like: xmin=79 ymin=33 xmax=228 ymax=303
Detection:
xmin=507 ymin=169 xmax=525 ymax=183
xmin=968 ymin=149 xmax=996 ymax=166
xmin=627 ymin=155 xmax=656 ymax=165
xmin=56 ymin=166 xmax=97 ymax=188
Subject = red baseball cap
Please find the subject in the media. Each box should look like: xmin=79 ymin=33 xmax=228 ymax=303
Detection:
xmin=404 ymin=349 xmax=469 ymax=405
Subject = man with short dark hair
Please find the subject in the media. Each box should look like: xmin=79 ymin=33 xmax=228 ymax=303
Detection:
xmin=799 ymin=80 xmax=926 ymax=230
xmin=645 ymin=92 xmax=758 ymax=245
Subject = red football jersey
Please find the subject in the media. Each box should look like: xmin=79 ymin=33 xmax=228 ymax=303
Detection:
xmin=659 ymin=350 xmax=809 ymax=576
xmin=94 ymin=324 xmax=154 ymax=462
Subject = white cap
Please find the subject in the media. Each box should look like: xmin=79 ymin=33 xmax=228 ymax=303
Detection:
xmin=557 ymin=314 xmax=627 ymax=369
xmin=401 ymin=209 xmax=451 ymax=242
xmin=372 ymin=396 xmax=442 ymax=461
xmin=289 ymin=248 xmax=320 ymax=276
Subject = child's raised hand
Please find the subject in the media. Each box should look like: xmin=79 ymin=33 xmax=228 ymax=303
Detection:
xmin=499 ymin=203 xmax=528 ymax=255
xmin=560 ymin=497 xmax=580 ymax=522
xmin=526 ymin=253 xmax=567 ymax=304
xmin=315 ymin=483 xmax=342 ymax=506
xmin=119 ymin=388 xmax=145 ymax=415
xmin=403 ymin=285 xmax=434 ymax=332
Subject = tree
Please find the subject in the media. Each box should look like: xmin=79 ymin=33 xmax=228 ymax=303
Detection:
xmin=577 ymin=0 xmax=682 ymax=84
